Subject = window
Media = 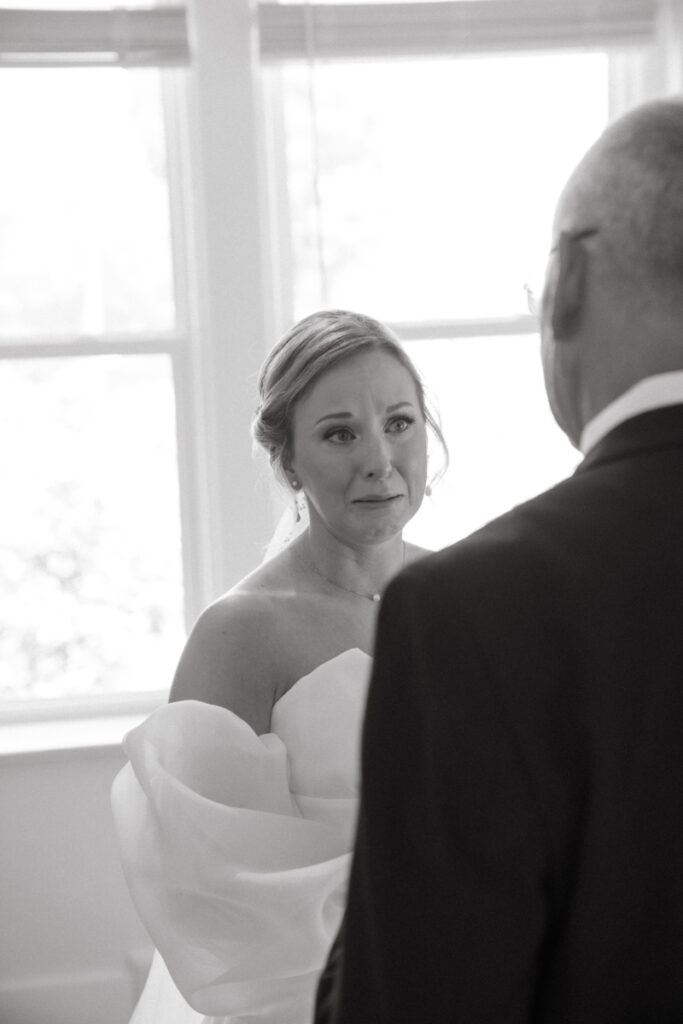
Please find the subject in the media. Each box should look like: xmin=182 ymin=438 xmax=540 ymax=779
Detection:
xmin=0 ymin=0 xmax=277 ymax=712
xmin=0 ymin=59 xmax=186 ymax=703
xmin=1 ymin=0 xmax=675 ymax=710
xmin=261 ymin=1 xmax=667 ymax=549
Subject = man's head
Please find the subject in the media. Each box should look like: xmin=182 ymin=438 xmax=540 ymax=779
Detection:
xmin=540 ymin=98 xmax=683 ymax=446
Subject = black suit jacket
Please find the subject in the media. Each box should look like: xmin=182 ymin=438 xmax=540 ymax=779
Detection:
xmin=315 ymin=404 xmax=683 ymax=1023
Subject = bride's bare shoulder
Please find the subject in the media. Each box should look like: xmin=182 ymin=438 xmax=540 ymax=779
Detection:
xmin=169 ymin=554 xmax=300 ymax=732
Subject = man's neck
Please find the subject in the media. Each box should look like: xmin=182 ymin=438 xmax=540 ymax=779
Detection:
xmin=580 ymin=370 xmax=683 ymax=454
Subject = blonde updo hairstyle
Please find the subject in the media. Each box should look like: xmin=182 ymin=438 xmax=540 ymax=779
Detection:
xmin=252 ymin=309 xmax=447 ymax=488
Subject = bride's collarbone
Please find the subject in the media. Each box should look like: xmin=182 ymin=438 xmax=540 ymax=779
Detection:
xmin=289 ymin=595 xmax=373 ymax=645
xmin=267 ymin=608 xmax=372 ymax=705
xmin=227 ymin=576 xmax=373 ymax=704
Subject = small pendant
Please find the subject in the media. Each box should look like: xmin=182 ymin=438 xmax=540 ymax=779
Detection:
xmin=371 ymin=593 xmax=381 ymax=602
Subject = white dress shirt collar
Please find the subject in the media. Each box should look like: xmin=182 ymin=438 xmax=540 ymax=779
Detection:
xmin=580 ymin=370 xmax=683 ymax=455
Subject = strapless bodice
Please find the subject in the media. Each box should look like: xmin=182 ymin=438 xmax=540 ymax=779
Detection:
xmin=272 ymin=647 xmax=370 ymax=801
xmin=111 ymin=648 xmax=372 ymax=1024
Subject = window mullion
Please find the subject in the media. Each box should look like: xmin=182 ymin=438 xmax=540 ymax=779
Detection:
xmin=0 ymin=6 xmax=189 ymax=68
xmin=177 ymin=0 xmax=278 ymax=602
xmin=0 ymin=335 xmax=182 ymax=360
xmin=259 ymin=0 xmax=657 ymax=63
xmin=655 ymin=0 xmax=683 ymax=93
xmin=392 ymin=317 xmax=538 ymax=343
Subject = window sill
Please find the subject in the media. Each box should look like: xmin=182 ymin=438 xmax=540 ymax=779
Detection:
xmin=0 ymin=693 xmax=167 ymax=759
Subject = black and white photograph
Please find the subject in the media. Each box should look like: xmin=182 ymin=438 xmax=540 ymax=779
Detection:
xmin=2 ymin=1 xmax=683 ymax=1022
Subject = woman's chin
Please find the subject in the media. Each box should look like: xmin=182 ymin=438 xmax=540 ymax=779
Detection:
xmin=349 ymin=508 xmax=415 ymax=545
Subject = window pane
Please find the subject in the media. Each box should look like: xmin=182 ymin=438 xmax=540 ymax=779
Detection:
xmin=0 ymin=68 xmax=174 ymax=338
xmin=278 ymin=52 xmax=608 ymax=321
xmin=403 ymin=335 xmax=580 ymax=551
xmin=0 ymin=355 xmax=184 ymax=700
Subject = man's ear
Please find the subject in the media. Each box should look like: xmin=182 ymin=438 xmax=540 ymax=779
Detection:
xmin=551 ymin=231 xmax=589 ymax=341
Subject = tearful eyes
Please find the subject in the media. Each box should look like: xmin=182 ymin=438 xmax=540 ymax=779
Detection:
xmin=324 ymin=416 xmax=414 ymax=444
xmin=388 ymin=416 xmax=413 ymax=433
xmin=326 ymin=427 xmax=355 ymax=444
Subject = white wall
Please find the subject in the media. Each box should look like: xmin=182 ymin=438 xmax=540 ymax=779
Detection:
xmin=0 ymin=742 xmax=153 ymax=1024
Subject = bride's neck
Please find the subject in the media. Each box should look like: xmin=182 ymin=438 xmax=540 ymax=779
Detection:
xmin=297 ymin=531 xmax=405 ymax=594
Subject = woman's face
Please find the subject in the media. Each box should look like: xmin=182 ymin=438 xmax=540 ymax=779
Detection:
xmin=288 ymin=350 xmax=428 ymax=547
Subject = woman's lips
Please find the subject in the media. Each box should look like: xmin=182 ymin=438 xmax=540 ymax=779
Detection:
xmin=353 ymin=494 xmax=402 ymax=505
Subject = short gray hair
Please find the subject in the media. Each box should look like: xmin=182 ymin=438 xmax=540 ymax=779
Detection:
xmin=567 ymin=98 xmax=683 ymax=310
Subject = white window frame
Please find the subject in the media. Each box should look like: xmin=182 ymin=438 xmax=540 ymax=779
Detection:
xmin=256 ymin=0 xmax=682 ymax=346
xmin=1 ymin=0 xmax=681 ymax=728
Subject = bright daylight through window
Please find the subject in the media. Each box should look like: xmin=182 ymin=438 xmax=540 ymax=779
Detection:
xmin=275 ymin=50 xmax=607 ymax=548
xmin=0 ymin=66 xmax=184 ymax=702
xmin=0 ymin=0 xmax=665 ymax=706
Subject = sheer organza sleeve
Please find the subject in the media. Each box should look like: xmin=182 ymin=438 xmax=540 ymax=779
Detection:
xmin=111 ymin=699 xmax=353 ymax=1024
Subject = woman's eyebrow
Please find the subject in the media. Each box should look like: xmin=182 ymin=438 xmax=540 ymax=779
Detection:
xmin=314 ymin=400 xmax=414 ymax=427
xmin=314 ymin=411 xmax=353 ymax=426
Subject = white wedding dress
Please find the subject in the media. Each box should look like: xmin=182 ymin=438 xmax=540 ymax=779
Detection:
xmin=111 ymin=648 xmax=372 ymax=1024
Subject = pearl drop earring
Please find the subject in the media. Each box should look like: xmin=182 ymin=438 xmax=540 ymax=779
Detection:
xmin=425 ymin=483 xmax=432 ymax=497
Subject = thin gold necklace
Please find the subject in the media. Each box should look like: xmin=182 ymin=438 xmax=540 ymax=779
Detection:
xmin=293 ymin=542 xmax=405 ymax=604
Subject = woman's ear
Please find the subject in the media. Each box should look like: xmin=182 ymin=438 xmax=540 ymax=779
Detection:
xmin=283 ymin=465 xmax=301 ymax=491
xmin=551 ymin=231 xmax=589 ymax=341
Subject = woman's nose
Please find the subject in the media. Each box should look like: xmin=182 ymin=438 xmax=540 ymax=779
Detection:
xmin=362 ymin=435 xmax=392 ymax=479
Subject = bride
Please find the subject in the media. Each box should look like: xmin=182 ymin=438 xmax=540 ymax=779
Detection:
xmin=112 ymin=309 xmax=446 ymax=1023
